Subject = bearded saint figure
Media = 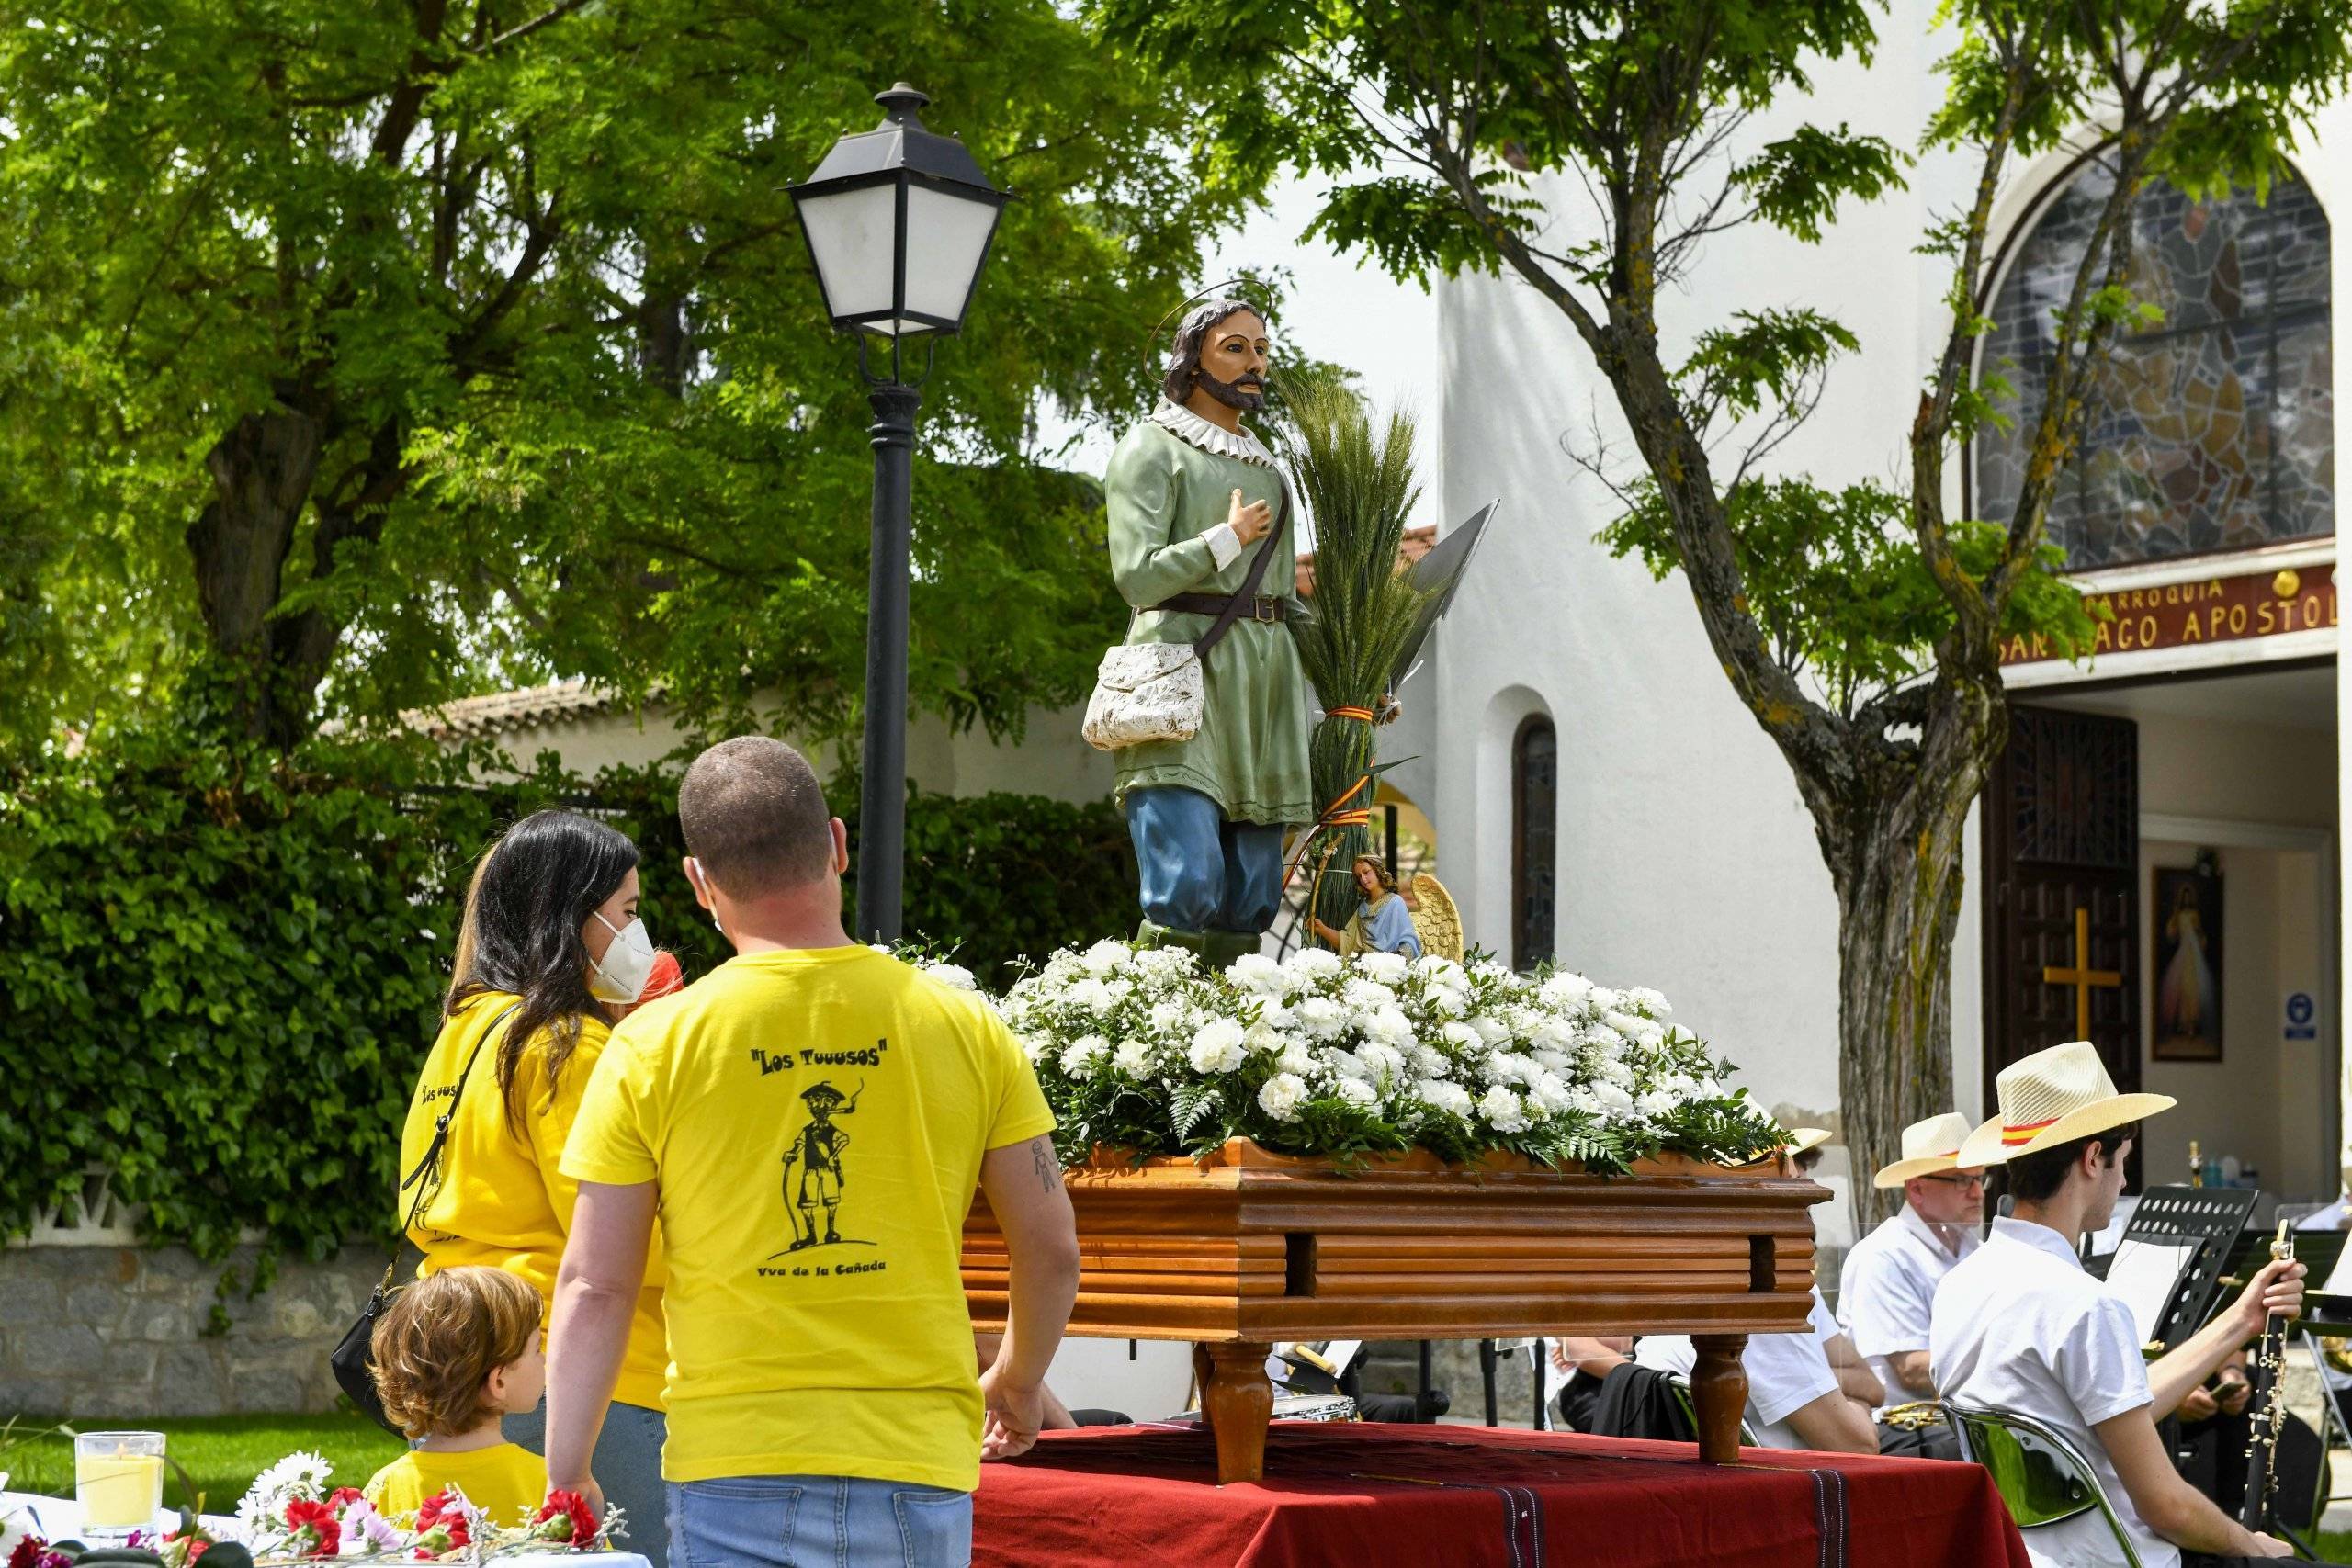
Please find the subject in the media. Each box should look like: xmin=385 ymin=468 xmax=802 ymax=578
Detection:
xmin=1102 ymin=298 xmax=1314 ymax=966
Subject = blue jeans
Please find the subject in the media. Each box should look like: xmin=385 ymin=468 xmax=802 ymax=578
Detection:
xmin=668 ymin=1476 xmax=972 ymax=1568
xmin=1125 ymin=784 xmax=1285 ymax=934
xmin=506 ymin=1399 xmax=670 ymax=1568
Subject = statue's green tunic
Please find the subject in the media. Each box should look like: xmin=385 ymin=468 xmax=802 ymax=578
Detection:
xmin=1104 ymin=418 xmax=1314 ymax=826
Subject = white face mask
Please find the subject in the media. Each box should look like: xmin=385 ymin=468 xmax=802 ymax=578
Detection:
xmin=588 ymin=911 xmax=658 ymax=1003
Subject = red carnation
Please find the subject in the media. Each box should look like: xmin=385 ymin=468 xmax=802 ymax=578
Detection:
xmin=283 ymin=1498 xmax=340 ymax=1559
xmin=533 ymin=1490 xmax=599 ymax=1550
xmin=412 ymin=1489 xmax=472 ymax=1559
xmin=10 ymin=1534 xmax=46 ymax=1568
xmin=327 ymin=1487 xmax=366 ymax=1512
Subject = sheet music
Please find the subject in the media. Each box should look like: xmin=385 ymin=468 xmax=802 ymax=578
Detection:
xmin=2106 ymin=1237 xmax=2197 ymax=1344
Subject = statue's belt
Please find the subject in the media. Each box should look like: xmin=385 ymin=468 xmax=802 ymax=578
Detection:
xmin=1151 ymin=592 xmax=1290 ymax=623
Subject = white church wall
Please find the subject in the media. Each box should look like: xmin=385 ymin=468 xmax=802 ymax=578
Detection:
xmin=1432 ymin=2 xmax=1988 ymax=1159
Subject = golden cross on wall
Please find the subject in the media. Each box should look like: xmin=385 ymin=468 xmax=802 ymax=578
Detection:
xmin=2042 ymin=906 xmax=2122 ymax=1039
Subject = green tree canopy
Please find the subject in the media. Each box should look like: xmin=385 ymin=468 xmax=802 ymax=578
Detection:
xmin=0 ymin=0 xmax=1263 ymax=750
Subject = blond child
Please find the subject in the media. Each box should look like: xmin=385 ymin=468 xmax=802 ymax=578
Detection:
xmin=363 ymin=1265 xmax=549 ymax=1525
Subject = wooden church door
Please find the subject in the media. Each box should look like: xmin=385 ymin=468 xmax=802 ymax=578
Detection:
xmin=1981 ymin=705 xmax=2142 ymax=1162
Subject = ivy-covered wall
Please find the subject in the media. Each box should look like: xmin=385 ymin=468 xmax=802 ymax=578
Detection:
xmin=0 ymin=736 xmax=1135 ymax=1265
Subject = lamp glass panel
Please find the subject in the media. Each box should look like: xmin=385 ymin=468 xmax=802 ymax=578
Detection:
xmin=902 ymin=185 xmax=1000 ymax=325
xmin=797 ymin=182 xmax=899 ymax=323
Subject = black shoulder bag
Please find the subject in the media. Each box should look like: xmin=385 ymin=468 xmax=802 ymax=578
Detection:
xmin=332 ymin=1002 xmax=518 ymax=1433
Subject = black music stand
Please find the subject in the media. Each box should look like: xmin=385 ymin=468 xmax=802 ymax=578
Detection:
xmin=2097 ymin=1187 xmax=2259 ymax=1352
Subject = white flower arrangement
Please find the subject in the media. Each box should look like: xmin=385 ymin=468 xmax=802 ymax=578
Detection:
xmin=965 ymin=942 xmax=1785 ymax=1170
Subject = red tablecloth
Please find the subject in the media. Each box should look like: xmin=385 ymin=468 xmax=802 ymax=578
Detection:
xmin=974 ymin=1423 xmax=2030 ymax=1568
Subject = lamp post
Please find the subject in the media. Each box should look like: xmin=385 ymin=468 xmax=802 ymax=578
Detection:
xmin=788 ymin=83 xmax=1009 ymax=942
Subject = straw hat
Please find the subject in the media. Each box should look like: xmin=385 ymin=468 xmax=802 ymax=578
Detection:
xmin=1782 ymin=1126 xmax=1834 ymax=1157
xmin=1957 ymin=1041 xmax=2176 ymax=1168
xmin=1873 ymin=1112 xmax=1975 ymax=1189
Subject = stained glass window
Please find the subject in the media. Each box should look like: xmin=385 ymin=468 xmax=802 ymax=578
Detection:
xmin=1973 ymin=165 xmax=2332 ymax=571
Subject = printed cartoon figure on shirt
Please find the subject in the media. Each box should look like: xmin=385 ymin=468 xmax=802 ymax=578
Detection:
xmin=777 ymin=1079 xmax=870 ymax=1252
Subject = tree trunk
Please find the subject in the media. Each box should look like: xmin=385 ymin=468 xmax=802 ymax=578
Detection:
xmin=1826 ymin=680 xmax=2002 ymax=1233
xmin=185 ymin=409 xmax=325 ymax=741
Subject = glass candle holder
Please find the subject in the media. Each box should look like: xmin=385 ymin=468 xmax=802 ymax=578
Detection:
xmin=74 ymin=1431 xmax=164 ymax=1540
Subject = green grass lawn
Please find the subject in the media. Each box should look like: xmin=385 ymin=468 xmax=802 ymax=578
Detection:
xmin=0 ymin=1414 xmax=404 ymax=1517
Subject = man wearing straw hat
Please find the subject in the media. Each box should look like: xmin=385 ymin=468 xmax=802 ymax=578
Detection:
xmin=1931 ymin=1041 xmax=2313 ymax=1566
xmin=1836 ymin=1111 xmax=1984 ymax=1405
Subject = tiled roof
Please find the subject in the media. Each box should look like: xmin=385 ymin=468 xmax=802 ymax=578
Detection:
xmin=404 ymin=677 xmax=628 ymax=739
xmin=1295 ymin=524 xmax=1438 ymax=597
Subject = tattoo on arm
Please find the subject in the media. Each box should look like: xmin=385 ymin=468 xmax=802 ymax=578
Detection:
xmin=1031 ymin=1136 xmax=1060 ymax=1193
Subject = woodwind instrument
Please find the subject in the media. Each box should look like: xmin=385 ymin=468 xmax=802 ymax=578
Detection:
xmin=2239 ymin=1216 xmax=2293 ymax=1533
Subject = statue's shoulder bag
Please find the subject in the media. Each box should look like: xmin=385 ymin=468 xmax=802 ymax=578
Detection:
xmin=1083 ymin=480 xmax=1291 ymax=752
xmin=331 ymin=1001 xmax=518 ymax=1434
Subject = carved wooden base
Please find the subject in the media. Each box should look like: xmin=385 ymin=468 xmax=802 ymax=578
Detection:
xmin=1690 ymin=1332 xmax=1750 ymax=1464
xmin=1193 ymin=1339 xmax=1275 ymax=1484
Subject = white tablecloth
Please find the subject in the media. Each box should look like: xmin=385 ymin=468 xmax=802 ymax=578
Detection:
xmin=1 ymin=1494 xmax=649 ymax=1568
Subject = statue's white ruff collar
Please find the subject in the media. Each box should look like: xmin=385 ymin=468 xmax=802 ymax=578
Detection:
xmin=1151 ymin=399 xmax=1275 ymax=468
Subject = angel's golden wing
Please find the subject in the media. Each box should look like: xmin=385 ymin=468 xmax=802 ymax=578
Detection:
xmin=1409 ymin=873 xmax=1464 ymax=963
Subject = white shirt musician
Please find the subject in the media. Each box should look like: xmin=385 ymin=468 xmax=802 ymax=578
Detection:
xmin=1931 ymin=1042 xmax=2311 ymax=1568
xmin=1636 ymin=1288 xmax=1880 ymax=1453
xmin=1838 ymin=1111 xmax=1984 ymax=1405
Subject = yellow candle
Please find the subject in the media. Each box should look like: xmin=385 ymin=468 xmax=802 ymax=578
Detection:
xmin=75 ymin=1450 xmax=163 ymax=1529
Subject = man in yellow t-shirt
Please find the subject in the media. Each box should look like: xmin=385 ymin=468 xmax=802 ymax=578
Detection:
xmin=545 ymin=738 xmax=1080 ymax=1568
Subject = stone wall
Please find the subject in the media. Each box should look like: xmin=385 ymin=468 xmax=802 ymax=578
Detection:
xmin=0 ymin=1245 xmax=381 ymax=1418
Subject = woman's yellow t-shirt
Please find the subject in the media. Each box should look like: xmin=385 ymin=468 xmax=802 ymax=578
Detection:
xmin=398 ymin=993 xmax=668 ymax=1409
xmin=363 ymin=1442 xmax=546 ymax=1529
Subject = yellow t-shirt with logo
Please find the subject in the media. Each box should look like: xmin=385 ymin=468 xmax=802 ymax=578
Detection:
xmin=562 ymin=946 xmax=1057 ymax=1493
xmin=400 ymin=993 xmax=668 ymax=1410
xmin=363 ymin=1441 xmax=547 ymax=1528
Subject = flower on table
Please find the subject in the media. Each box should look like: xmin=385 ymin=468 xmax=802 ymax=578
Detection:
xmin=282 ymin=1497 xmax=340 ymax=1558
xmin=411 ymin=1487 xmax=475 ymax=1558
xmin=533 ymin=1491 xmax=601 ymax=1551
xmin=340 ymin=1499 xmax=403 ymax=1554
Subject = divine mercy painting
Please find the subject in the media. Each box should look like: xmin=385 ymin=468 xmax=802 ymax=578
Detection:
xmin=2152 ymin=865 xmax=2224 ymax=1062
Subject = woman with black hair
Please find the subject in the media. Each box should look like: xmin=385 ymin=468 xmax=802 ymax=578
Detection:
xmin=396 ymin=809 xmax=671 ymax=1561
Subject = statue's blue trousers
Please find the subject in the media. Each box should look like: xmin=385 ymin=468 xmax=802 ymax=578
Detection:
xmin=1125 ymin=784 xmax=1286 ymax=935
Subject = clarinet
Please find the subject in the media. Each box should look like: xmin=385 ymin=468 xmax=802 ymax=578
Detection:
xmin=2239 ymin=1217 xmax=2293 ymax=1533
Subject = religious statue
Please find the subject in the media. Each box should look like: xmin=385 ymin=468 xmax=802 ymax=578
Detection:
xmin=1100 ymin=297 xmax=1314 ymax=965
xmin=1308 ymin=854 xmax=1422 ymax=959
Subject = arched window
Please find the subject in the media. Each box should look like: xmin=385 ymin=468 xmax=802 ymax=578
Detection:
xmin=1974 ymin=165 xmax=2332 ymax=570
xmin=1510 ymin=716 xmax=1556 ymax=971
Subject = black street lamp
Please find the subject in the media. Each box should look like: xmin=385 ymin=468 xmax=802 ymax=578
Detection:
xmin=788 ymin=83 xmax=1010 ymax=942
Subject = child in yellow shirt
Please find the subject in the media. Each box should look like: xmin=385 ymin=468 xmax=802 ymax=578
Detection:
xmin=363 ymin=1265 xmax=549 ymax=1528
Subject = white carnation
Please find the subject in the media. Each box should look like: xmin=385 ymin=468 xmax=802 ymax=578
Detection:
xmin=1243 ymin=1021 xmax=1283 ymax=1055
xmin=1286 ymin=947 xmax=1342 ymax=980
xmin=1067 ymin=977 xmax=1114 ymax=1012
xmin=1537 ymin=972 xmax=1595 ymax=1009
xmin=1332 ymin=1076 xmax=1377 ymax=1107
xmin=1527 ymin=1071 xmax=1574 ymax=1114
xmin=1296 ymin=998 xmax=1347 ymax=1041
xmin=1590 ymin=1079 xmax=1635 ymax=1115
xmin=1363 ymin=1007 xmax=1415 ymax=1049
xmin=1114 ymin=1039 xmax=1154 ymax=1077
xmin=923 ymin=961 xmax=976 ymax=991
xmin=1258 ymin=1072 xmax=1309 ymax=1121
xmin=1278 ymin=1041 xmax=1319 ymax=1077
xmin=1439 ymin=1021 xmax=1480 ymax=1050
xmin=1342 ymin=977 xmax=1399 ymax=1013
xmin=1418 ymin=1078 xmax=1473 ymax=1117
xmin=1356 ymin=1041 xmax=1406 ymax=1083
xmin=1326 ymin=1048 xmax=1374 ymax=1082
xmin=1081 ymin=938 xmax=1132 ymax=976
xmin=1482 ymin=1051 xmax=1533 ymax=1086
xmin=1230 ymin=953 xmax=1286 ymax=993
xmin=1187 ymin=1018 xmax=1248 ymax=1074
xmin=1357 ymin=951 xmax=1409 ymax=985
xmin=1059 ymin=1035 xmax=1109 ymax=1078
xmin=1478 ymin=1084 xmax=1530 ymax=1134
xmin=1469 ymin=1014 xmax=1512 ymax=1046
xmin=1635 ymin=1088 xmax=1679 ymax=1117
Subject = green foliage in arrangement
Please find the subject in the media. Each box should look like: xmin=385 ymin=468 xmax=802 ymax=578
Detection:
xmin=0 ymin=732 xmax=1131 ymax=1261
